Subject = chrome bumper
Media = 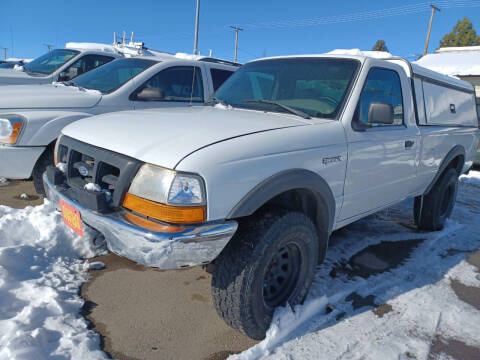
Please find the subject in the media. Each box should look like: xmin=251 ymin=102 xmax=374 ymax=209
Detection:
xmin=43 ymin=173 xmax=238 ymax=269
xmin=0 ymin=145 xmax=45 ymax=179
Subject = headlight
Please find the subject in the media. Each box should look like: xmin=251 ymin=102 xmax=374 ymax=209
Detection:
xmin=53 ymin=134 xmax=68 ymax=166
xmin=0 ymin=115 xmax=24 ymax=144
xmin=123 ymin=164 xmax=206 ymax=224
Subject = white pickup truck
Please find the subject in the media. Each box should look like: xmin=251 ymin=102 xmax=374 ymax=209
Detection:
xmin=0 ymin=54 xmax=238 ymax=193
xmin=43 ymin=53 xmax=479 ymax=339
xmin=0 ymin=43 xmax=125 ymax=85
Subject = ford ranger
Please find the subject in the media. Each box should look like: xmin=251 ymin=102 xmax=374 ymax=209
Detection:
xmin=0 ymin=55 xmax=238 ymax=193
xmin=43 ymin=53 xmax=479 ymax=339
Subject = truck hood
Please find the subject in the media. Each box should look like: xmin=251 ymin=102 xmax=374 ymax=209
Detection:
xmin=62 ymin=106 xmax=311 ymax=169
xmin=0 ymin=84 xmax=102 ymax=109
xmin=0 ymin=68 xmax=50 ymax=85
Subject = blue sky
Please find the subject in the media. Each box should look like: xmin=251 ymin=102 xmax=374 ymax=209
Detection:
xmin=1 ymin=0 xmax=480 ymax=62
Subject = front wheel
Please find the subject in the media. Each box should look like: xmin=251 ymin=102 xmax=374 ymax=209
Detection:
xmin=414 ymin=167 xmax=458 ymax=231
xmin=211 ymin=211 xmax=320 ymax=340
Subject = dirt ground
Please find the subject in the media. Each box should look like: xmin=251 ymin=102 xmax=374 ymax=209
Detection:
xmin=0 ymin=179 xmax=44 ymax=208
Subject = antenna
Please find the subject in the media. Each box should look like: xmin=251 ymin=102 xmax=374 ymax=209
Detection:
xmin=43 ymin=43 xmax=54 ymax=52
xmin=130 ymin=31 xmax=135 ymax=43
xmin=122 ymin=31 xmax=126 ymax=45
xmin=230 ymin=26 xmax=243 ymax=63
xmin=113 ymin=32 xmax=117 ymax=44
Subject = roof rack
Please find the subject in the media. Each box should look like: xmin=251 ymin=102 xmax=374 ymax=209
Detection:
xmin=198 ymin=57 xmax=242 ymax=67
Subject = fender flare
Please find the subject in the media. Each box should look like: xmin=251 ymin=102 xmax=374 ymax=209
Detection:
xmin=227 ymin=169 xmax=336 ymax=234
xmin=424 ymin=145 xmax=465 ymax=194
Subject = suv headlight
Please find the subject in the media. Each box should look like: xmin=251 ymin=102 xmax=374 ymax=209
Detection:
xmin=123 ymin=164 xmax=206 ymax=224
xmin=0 ymin=115 xmax=25 ymax=144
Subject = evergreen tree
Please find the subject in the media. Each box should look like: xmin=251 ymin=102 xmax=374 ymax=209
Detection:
xmin=439 ymin=17 xmax=480 ymax=47
xmin=372 ymin=40 xmax=389 ymax=52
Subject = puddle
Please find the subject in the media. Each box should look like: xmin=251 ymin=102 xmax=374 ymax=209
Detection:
xmin=336 ymin=239 xmax=426 ymax=279
xmin=345 ymin=292 xmax=377 ymax=310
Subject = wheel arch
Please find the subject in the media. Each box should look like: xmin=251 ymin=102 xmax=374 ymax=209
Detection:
xmin=424 ymin=145 xmax=465 ymax=194
xmin=226 ymin=169 xmax=336 ymax=236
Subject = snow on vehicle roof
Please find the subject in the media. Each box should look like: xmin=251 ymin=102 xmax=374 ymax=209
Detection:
xmin=66 ymin=42 xmax=119 ymax=53
xmin=414 ymin=47 xmax=480 ymax=76
xmin=326 ymin=48 xmax=394 ymax=58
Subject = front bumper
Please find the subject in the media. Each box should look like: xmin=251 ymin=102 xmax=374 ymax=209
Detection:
xmin=0 ymin=145 xmax=45 ymax=179
xmin=43 ymin=173 xmax=238 ymax=269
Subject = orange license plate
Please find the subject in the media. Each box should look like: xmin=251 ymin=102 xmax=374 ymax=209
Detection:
xmin=60 ymin=199 xmax=83 ymax=236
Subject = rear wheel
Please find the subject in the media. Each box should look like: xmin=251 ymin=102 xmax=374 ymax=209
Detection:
xmin=414 ymin=168 xmax=458 ymax=231
xmin=32 ymin=148 xmax=54 ymax=195
xmin=211 ymin=210 xmax=321 ymax=340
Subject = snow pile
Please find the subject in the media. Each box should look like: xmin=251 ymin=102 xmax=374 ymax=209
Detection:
xmin=460 ymin=170 xmax=480 ymax=187
xmin=232 ymin=171 xmax=480 ymax=360
xmin=0 ymin=201 xmax=107 ymax=359
xmin=415 ymin=48 xmax=480 ymax=76
xmin=327 ymin=48 xmax=393 ymax=59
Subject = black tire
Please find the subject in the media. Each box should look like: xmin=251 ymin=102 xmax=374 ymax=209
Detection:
xmin=211 ymin=210 xmax=321 ymax=340
xmin=414 ymin=168 xmax=458 ymax=231
xmin=32 ymin=148 xmax=54 ymax=195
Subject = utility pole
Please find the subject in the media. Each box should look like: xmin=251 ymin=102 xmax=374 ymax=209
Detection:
xmin=423 ymin=5 xmax=441 ymax=55
xmin=193 ymin=0 xmax=200 ymax=55
xmin=230 ymin=25 xmax=243 ymax=63
xmin=0 ymin=47 xmax=7 ymax=60
xmin=44 ymin=43 xmax=54 ymax=52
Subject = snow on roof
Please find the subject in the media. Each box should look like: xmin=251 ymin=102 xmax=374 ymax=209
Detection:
xmin=414 ymin=47 xmax=480 ymax=76
xmin=327 ymin=48 xmax=393 ymax=59
xmin=65 ymin=42 xmax=118 ymax=53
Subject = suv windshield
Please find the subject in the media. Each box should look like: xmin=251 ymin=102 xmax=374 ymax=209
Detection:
xmin=214 ymin=58 xmax=359 ymax=119
xmin=71 ymin=58 xmax=157 ymax=94
xmin=24 ymin=49 xmax=79 ymax=75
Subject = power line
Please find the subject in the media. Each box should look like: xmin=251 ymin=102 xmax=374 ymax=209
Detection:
xmin=240 ymin=1 xmax=480 ymax=30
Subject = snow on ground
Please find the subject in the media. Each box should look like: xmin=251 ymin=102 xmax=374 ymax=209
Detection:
xmin=233 ymin=171 xmax=480 ymax=360
xmin=1 ymin=171 xmax=479 ymax=359
xmin=0 ymin=201 xmax=108 ymax=360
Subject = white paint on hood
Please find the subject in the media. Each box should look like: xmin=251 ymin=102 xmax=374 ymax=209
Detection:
xmin=61 ymin=106 xmax=310 ymax=169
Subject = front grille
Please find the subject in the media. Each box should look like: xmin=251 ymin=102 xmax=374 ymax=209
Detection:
xmin=59 ymin=136 xmax=142 ymax=210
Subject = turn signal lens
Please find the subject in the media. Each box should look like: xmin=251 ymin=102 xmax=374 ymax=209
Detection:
xmin=123 ymin=193 xmax=206 ymax=224
xmin=124 ymin=212 xmax=185 ymax=232
xmin=0 ymin=120 xmax=23 ymax=144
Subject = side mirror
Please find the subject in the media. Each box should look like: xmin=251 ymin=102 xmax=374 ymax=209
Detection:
xmin=136 ymin=88 xmax=165 ymax=101
xmin=367 ymin=102 xmax=394 ymax=125
xmin=58 ymin=67 xmax=79 ymax=82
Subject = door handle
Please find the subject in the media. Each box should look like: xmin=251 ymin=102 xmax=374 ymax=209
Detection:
xmin=405 ymin=140 xmax=415 ymax=149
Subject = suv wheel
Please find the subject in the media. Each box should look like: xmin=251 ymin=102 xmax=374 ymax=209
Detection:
xmin=414 ymin=167 xmax=458 ymax=231
xmin=211 ymin=210 xmax=320 ymax=340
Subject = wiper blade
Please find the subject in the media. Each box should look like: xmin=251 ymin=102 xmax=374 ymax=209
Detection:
xmin=243 ymin=99 xmax=311 ymax=119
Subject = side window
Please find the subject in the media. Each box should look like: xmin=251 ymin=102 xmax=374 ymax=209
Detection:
xmin=134 ymin=66 xmax=204 ymax=102
xmin=210 ymin=68 xmax=234 ymax=91
xmin=356 ymin=67 xmax=404 ymax=127
xmin=62 ymin=55 xmax=114 ymax=80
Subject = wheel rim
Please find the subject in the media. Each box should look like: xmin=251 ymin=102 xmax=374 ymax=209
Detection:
xmin=440 ymin=183 xmax=455 ymax=216
xmin=263 ymin=243 xmax=302 ymax=308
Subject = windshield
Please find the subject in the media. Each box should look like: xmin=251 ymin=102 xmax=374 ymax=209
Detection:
xmin=71 ymin=58 xmax=157 ymax=94
xmin=24 ymin=49 xmax=79 ymax=75
xmin=214 ymin=58 xmax=359 ymax=119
